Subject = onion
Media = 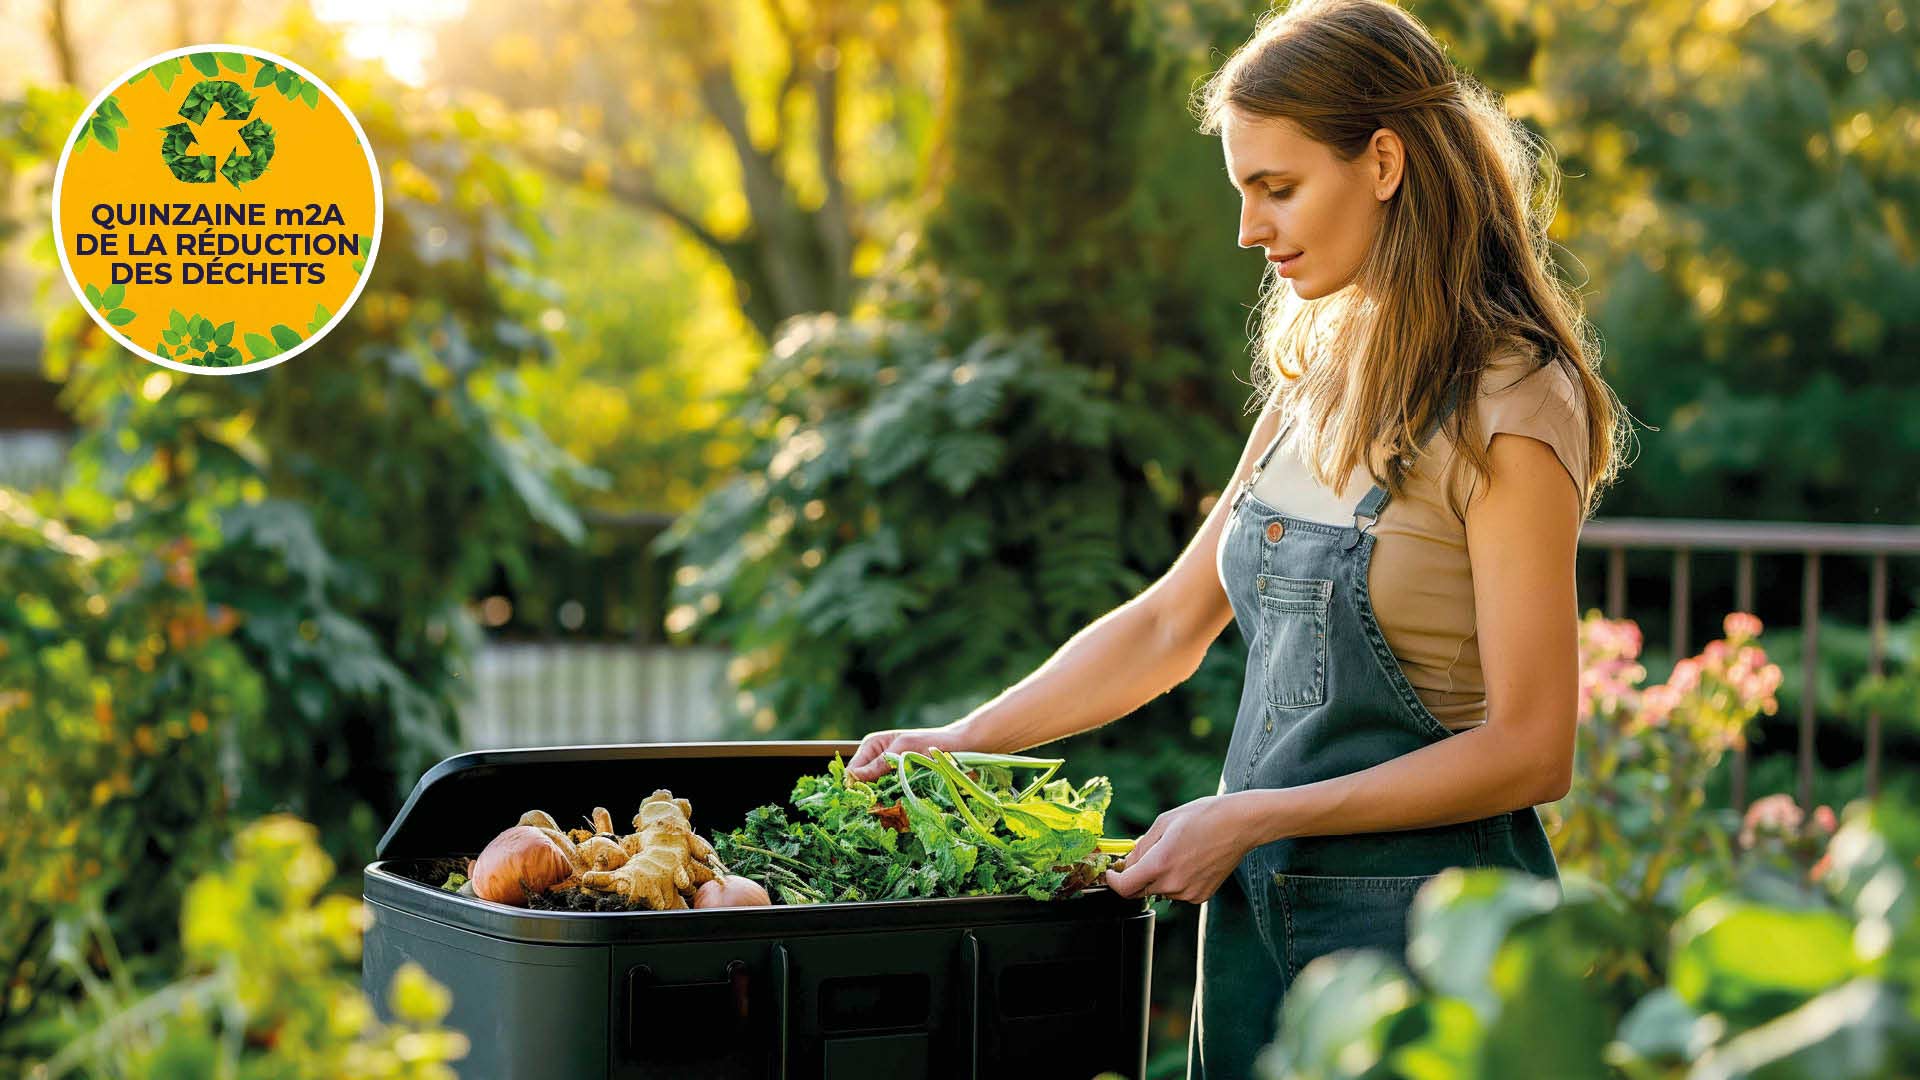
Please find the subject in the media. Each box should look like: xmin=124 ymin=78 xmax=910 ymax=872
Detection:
xmin=470 ymin=825 xmax=573 ymax=905
xmin=693 ymin=875 xmax=772 ymax=908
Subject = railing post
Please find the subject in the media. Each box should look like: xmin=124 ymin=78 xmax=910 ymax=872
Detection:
xmin=1607 ymin=546 xmax=1626 ymax=619
xmin=1670 ymin=547 xmax=1691 ymax=660
xmin=1732 ymin=551 xmax=1754 ymax=812
xmin=1867 ymin=553 xmax=1886 ymax=799
xmin=1798 ymin=552 xmax=1821 ymax=813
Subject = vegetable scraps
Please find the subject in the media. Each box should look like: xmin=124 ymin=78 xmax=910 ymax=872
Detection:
xmin=714 ymin=750 xmax=1135 ymax=904
xmin=452 ymin=789 xmax=769 ymax=911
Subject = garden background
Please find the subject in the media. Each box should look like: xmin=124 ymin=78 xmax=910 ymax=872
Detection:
xmin=1 ymin=0 xmax=1917 ymax=1076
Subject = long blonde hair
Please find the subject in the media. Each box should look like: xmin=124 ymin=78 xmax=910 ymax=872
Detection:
xmin=1192 ymin=0 xmax=1629 ymax=521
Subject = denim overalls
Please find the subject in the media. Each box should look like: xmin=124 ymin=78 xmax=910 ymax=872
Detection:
xmin=1188 ymin=385 xmax=1562 ymax=1079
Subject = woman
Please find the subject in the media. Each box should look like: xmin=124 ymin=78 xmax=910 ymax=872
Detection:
xmin=848 ymin=0 xmax=1627 ymax=1073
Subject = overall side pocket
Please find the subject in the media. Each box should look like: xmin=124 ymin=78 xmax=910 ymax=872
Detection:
xmin=1257 ymin=574 xmax=1331 ymax=710
xmin=1271 ymin=871 xmax=1439 ymax=984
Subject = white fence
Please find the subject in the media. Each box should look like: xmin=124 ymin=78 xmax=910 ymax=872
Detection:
xmin=457 ymin=643 xmax=738 ymax=750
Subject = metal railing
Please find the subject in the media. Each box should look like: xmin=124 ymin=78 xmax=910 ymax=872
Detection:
xmin=1580 ymin=518 xmax=1920 ymax=811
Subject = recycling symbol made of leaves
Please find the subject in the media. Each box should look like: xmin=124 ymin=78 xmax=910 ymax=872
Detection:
xmin=160 ymin=79 xmax=276 ymax=189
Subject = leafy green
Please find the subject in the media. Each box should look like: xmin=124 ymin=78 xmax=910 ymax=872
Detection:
xmin=714 ymin=751 xmax=1133 ymax=904
xmin=77 ymin=95 xmax=128 ymax=154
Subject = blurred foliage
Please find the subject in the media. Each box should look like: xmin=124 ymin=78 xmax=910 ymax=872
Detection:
xmin=432 ymin=0 xmax=947 ymax=338
xmin=2 ymin=14 xmax=584 ymax=1067
xmin=515 ymin=186 xmax=759 ymax=517
xmin=22 ymin=816 xmax=467 ymax=1080
xmin=1255 ymin=794 xmax=1920 ymax=1080
xmin=0 ymin=491 xmax=261 ymax=1066
xmin=5 ymin=13 xmax=595 ymax=866
xmin=1511 ymin=0 xmax=1920 ymax=529
xmin=422 ymin=0 xmax=954 ymax=550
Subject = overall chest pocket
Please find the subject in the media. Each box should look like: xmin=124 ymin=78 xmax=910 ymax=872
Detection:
xmin=1256 ymin=573 xmax=1332 ymax=709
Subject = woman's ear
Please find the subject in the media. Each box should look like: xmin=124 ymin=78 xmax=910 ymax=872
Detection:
xmin=1372 ymin=128 xmax=1405 ymax=201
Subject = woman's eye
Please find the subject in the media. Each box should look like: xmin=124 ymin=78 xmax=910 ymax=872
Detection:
xmin=1267 ymin=187 xmax=1294 ymax=201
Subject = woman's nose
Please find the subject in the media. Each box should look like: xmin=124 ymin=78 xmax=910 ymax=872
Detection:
xmin=1238 ymin=204 xmax=1268 ymax=249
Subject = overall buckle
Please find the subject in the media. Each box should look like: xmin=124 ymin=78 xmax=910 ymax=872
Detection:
xmin=1341 ymin=512 xmax=1377 ymax=551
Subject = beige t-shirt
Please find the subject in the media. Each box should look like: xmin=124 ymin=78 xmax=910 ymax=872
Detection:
xmin=1238 ymin=349 xmax=1590 ymax=730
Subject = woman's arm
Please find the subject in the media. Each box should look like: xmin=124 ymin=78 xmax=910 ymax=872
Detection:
xmin=953 ymin=395 xmax=1288 ymax=755
xmin=1108 ymin=431 xmax=1579 ymax=901
xmin=1236 ymin=431 xmax=1580 ymax=839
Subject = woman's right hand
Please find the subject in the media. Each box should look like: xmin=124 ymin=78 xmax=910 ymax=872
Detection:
xmin=845 ymin=721 xmax=988 ymax=782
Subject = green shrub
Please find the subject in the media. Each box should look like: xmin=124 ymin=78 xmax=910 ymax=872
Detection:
xmin=25 ymin=815 xmax=467 ymax=1080
xmin=0 ymin=491 xmax=262 ymax=1065
xmin=1257 ymin=795 xmax=1920 ymax=1080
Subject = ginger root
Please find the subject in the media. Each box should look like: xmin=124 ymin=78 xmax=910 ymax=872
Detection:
xmin=579 ymin=789 xmax=719 ymax=910
xmin=578 ymin=834 xmax=629 ymax=871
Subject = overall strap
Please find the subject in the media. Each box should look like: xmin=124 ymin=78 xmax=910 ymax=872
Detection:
xmin=1341 ymin=379 xmax=1465 ymax=551
xmin=1227 ymin=403 xmax=1301 ymax=516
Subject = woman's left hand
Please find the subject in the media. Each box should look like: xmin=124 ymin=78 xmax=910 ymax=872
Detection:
xmin=1103 ymin=793 xmax=1267 ymax=904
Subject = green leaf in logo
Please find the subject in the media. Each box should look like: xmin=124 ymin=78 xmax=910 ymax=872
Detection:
xmin=190 ymin=53 xmax=220 ymax=78
xmin=105 ymin=308 xmax=136 ymax=326
xmin=160 ymin=80 xmax=274 ymax=189
xmin=244 ymin=332 xmax=278 ymax=361
xmin=269 ymin=324 xmax=302 ymax=351
xmin=101 ymin=282 xmax=125 ymax=309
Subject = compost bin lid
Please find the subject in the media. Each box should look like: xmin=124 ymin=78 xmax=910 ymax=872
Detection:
xmin=373 ymin=740 xmax=861 ymax=862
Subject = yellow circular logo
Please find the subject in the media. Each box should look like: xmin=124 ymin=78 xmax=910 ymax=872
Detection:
xmin=52 ymin=46 xmax=382 ymax=375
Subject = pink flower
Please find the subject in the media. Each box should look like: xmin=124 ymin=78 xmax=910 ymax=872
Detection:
xmin=1640 ymin=684 xmax=1682 ymax=728
xmin=1579 ymin=615 xmax=1644 ymax=665
xmin=1669 ymin=658 xmax=1703 ymax=695
xmin=1739 ymin=793 xmax=1803 ymax=849
xmin=1724 ymin=612 xmax=1763 ymax=643
xmin=1812 ymin=805 xmax=1837 ymax=834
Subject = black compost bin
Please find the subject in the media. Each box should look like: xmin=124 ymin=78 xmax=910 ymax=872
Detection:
xmin=362 ymin=741 xmax=1155 ymax=1080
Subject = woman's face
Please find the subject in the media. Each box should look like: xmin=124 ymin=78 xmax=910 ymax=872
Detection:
xmin=1221 ymin=108 xmax=1403 ymax=301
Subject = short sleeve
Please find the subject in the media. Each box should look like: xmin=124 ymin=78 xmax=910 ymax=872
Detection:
xmin=1454 ymin=358 xmax=1589 ymax=518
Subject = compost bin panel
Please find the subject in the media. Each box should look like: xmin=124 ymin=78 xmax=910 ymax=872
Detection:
xmin=364 ymin=898 xmax=611 ymax=1079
